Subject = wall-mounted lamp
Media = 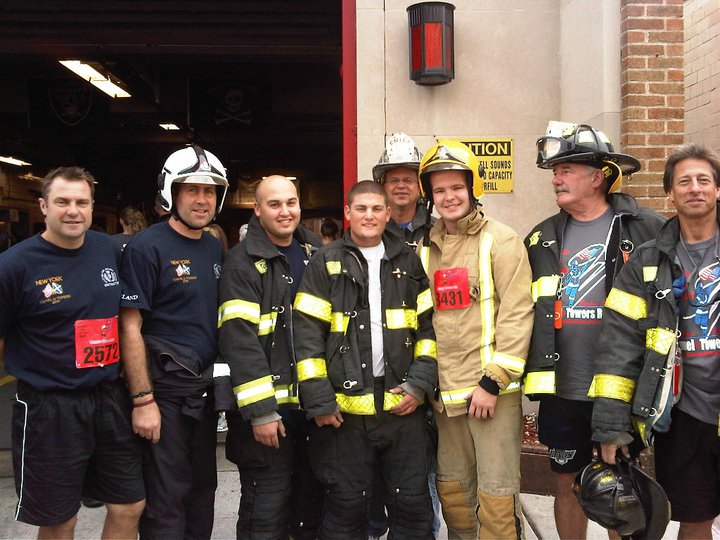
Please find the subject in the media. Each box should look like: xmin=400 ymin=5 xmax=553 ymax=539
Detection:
xmin=407 ymin=2 xmax=455 ymax=86
xmin=59 ymin=60 xmax=131 ymax=98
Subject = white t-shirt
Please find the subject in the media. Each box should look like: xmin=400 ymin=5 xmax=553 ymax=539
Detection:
xmin=358 ymin=242 xmax=386 ymax=377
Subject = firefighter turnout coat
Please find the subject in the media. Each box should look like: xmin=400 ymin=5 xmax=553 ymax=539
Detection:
xmin=292 ymin=231 xmax=438 ymax=418
xmin=591 ymin=213 xmax=702 ymax=446
xmin=524 ymin=193 xmax=666 ymax=399
xmin=385 ymin=202 xmax=435 ymax=248
xmin=424 ymin=208 xmax=534 ymax=417
xmin=216 ymin=215 xmax=319 ymax=420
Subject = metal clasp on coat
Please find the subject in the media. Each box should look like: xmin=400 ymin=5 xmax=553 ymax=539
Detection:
xmin=655 ymin=288 xmax=671 ymax=300
xmin=339 ymin=345 xmax=350 ymax=353
xmin=283 ymin=274 xmax=294 ymax=284
xmin=542 ymin=240 xmax=556 ymax=248
xmin=273 ymin=305 xmax=285 ymax=313
xmin=343 ymin=380 xmax=358 ymax=389
xmin=620 ymin=239 xmax=634 ymax=253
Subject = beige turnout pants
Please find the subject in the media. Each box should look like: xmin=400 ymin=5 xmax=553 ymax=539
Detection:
xmin=435 ymin=391 xmax=524 ymax=540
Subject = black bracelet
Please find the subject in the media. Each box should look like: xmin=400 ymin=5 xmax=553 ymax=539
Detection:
xmin=131 ymin=390 xmax=153 ymax=399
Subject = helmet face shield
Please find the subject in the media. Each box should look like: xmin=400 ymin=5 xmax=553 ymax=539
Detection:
xmin=537 ymin=137 xmax=566 ymax=162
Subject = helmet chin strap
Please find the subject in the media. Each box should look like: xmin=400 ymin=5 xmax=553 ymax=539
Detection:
xmin=171 ymin=209 xmax=215 ymax=231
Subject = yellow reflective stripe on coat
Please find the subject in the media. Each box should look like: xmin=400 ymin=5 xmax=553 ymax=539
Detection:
xmin=493 ymin=351 xmax=526 ymax=375
xmin=589 ymin=373 xmax=635 ymax=403
xmin=336 ymin=393 xmax=376 ymax=414
xmin=478 ymin=233 xmax=495 ymax=366
xmin=234 ymin=375 xmax=275 ymax=407
xmin=386 ymin=308 xmax=418 ymax=330
xmin=646 ymin=327 xmax=675 ymax=355
xmin=296 ymin=358 xmax=328 ymax=381
xmin=330 ymin=312 xmax=350 ymax=333
xmin=419 ymin=245 xmax=430 ymax=274
xmin=531 ymin=275 xmax=561 ymax=303
xmin=442 ymin=382 xmax=519 ymax=404
xmin=417 ymin=288 xmax=433 ymax=316
xmin=257 ymin=312 xmax=277 ymax=336
xmin=294 ymin=292 xmax=332 ymax=323
xmin=415 ymin=339 xmax=437 ymax=360
xmin=604 ymin=288 xmax=647 ymax=320
xmin=335 ymin=392 xmax=411 ymax=414
xmin=524 ymin=371 xmax=556 ymax=394
xmin=383 ymin=392 xmax=404 ymax=410
xmin=275 ymin=384 xmax=300 ymax=405
xmin=642 ymin=266 xmax=658 ymax=282
xmin=218 ymin=299 xmax=261 ymax=327
xmin=325 ymin=260 xmax=342 ymax=275
xmin=441 ymin=386 xmax=476 ymax=405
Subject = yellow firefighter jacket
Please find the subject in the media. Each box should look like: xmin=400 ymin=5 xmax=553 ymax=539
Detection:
xmin=422 ymin=208 xmax=534 ymax=417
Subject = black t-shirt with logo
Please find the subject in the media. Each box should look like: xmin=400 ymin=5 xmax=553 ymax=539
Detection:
xmin=0 ymin=231 xmax=122 ymax=390
xmin=120 ymin=221 xmax=223 ymax=367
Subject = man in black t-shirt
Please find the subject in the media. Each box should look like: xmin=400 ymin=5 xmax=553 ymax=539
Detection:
xmin=120 ymin=146 xmax=228 ymax=539
xmin=0 ymin=166 xmax=145 ymax=539
xmin=216 ymin=175 xmax=323 ymax=538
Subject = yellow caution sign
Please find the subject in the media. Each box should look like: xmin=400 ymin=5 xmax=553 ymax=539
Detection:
xmin=460 ymin=139 xmax=514 ymax=193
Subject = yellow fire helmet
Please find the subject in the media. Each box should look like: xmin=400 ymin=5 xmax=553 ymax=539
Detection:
xmin=418 ymin=139 xmax=484 ymax=202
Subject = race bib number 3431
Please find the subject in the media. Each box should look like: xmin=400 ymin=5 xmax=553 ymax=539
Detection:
xmin=434 ymin=267 xmax=472 ymax=310
xmin=74 ymin=316 xmax=120 ymax=369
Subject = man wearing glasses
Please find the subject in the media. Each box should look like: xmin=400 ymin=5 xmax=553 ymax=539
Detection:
xmin=593 ymin=144 xmax=720 ymax=540
xmin=372 ymin=132 xmax=435 ymax=248
xmin=524 ymin=122 xmax=664 ymax=539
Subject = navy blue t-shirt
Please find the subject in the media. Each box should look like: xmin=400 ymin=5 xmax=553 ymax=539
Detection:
xmin=0 ymin=231 xmax=122 ymax=390
xmin=277 ymin=238 xmax=309 ymax=302
xmin=120 ymin=221 xmax=223 ymax=367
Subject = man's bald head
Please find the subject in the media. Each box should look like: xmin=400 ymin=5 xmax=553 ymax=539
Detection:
xmin=253 ymin=175 xmax=301 ymax=246
xmin=255 ymin=175 xmax=298 ymax=204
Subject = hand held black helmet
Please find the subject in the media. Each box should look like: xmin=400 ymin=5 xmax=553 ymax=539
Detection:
xmin=574 ymin=458 xmax=670 ymax=540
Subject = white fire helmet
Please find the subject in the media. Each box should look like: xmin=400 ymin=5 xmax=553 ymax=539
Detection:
xmin=372 ymin=132 xmax=422 ymax=182
xmin=157 ymin=145 xmax=229 ymax=214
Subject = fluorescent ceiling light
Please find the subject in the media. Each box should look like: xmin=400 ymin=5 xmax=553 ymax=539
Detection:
xmin=0 ymin=155 xmax=31 ymax=166
xmin=159 ymin=123 xmax=180 ymax=130
xmin=59 ymin=60 xmax=131 ymax=98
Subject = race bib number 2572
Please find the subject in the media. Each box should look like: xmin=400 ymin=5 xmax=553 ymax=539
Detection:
xmin=74 ymin=316 xmax=120 ymax=369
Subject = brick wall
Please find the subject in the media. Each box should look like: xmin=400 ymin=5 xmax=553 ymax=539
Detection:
xmin=621 ymin=0 xmax=685 ymax=216
xmin=685 ymin=0 xmax=720 ymax=153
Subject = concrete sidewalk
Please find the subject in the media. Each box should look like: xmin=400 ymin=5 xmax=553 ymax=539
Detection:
xmin=0 ymin=446 xmax=686 ymax=540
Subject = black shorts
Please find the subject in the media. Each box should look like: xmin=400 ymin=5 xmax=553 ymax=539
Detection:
xmin=538 ymin=395 xmax=594 ymax=473
xmin=12 ymin=378 xmax=145 ymax=527
xmin=654 ymin=407 xmax=720 ymax=523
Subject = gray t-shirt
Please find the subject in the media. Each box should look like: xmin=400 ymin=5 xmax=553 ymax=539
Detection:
xmin=675 ymin=232 xmax=720 ymax=426
xmin=556 ymin=208 xmax=614 ymax=400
